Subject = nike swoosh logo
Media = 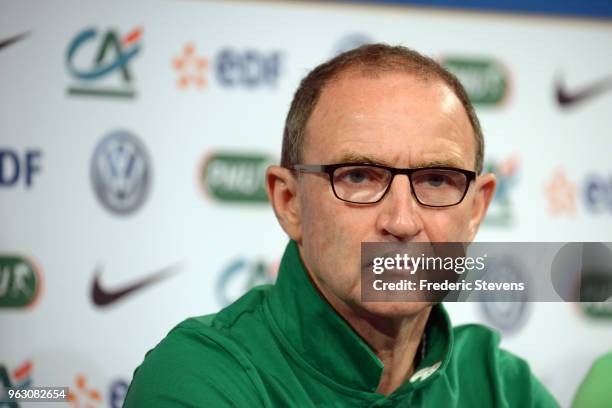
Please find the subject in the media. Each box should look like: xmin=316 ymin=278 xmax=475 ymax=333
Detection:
xmin=556 ymin=74 xmax=612 ymax=108
xmin=0 ymin=31 xmax=30 ymax=52
xmin=91 ymin=263 xmax=180 ymax=307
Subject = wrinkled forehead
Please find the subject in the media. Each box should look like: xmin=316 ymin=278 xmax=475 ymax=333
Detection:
xmin=302 ymin=70 xmax=476 ymax=170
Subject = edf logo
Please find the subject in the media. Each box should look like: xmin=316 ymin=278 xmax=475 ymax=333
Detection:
xmin=585 ymin=174 xmax=612 ymax=213
xmin=216 ymin=49 xmax=281 ymax=87
xmin=173 ymin=44 xmax=282 ymax=90
xmin=0 ymin=149 xmax=42 ymax=188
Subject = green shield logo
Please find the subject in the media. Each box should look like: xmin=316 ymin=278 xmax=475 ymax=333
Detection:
xmin=442 ymin=57 xmax=509 ymax=106
xmin=202 ymin=152 xmax=275 ymax=203
xmin=0 ymin=256 xmax=41 ymax=308
xmin=581 ymin=303 xmax=612 ymax=319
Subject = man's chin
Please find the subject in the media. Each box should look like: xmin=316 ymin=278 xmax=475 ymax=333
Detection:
xmin=357 ymin=301 xmax=433 ymax=319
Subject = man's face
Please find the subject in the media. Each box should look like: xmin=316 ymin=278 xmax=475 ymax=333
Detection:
xmin=290 ymin=70 xmax=494 ymax=317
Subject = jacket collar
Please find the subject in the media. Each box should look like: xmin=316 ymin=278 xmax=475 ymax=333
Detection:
xmin=264 ymin=240 xmax=454 ymax=394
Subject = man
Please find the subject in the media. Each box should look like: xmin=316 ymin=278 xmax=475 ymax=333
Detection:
xmin=124 ymin=45 xmax=559 ymax=407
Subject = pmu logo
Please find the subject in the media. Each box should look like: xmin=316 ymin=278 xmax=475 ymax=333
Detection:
xmin=172 ymin=43 xmax=282 ymax=90
xmin=216 ymin=257 xmax=278 ymax=306
xmin=90 ymin=130 xmax=151 ymax=215
xmin=0 ymin=256 xmax=42 ymax=308
xmin=483 ymin=155 xmax=520 ymax=227
xmin=0 ymin=361 xmax=33 ymax=407
xmin=441 ymin=57 xmax=510 ymax=106
xmin=66 ymin=27 xmax=142 ymax=98
xmin=579 ymin=302 xmax=612 ymax=319
xmin=201 ymin=152 xmax=274 ymax=203
xmin=0 ymin=149 xmax=42 ymax=189
xmin=545 ymin=169 xmax=612 ymax=216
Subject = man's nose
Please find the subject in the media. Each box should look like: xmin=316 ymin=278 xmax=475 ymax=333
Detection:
xmin=375 ymin=174 xmax=424 ymax=241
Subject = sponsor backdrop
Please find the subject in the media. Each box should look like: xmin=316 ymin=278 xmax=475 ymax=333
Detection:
xmin=1 ymin=0 xmax=612 ymax=406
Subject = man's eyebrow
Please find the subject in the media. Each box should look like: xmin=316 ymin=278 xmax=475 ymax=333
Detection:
xmin=334 ymin=152 xmax=392 ymax=166
xmin=414 ymin=159 xmax=465 ymax=169
xmin=332 ymin=152 xmax=465 ymax=169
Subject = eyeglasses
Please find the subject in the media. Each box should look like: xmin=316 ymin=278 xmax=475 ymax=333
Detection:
xmin=292 ymin=163 xmax=476 ymax=207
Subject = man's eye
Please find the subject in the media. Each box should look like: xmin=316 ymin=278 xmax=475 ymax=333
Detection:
xmin=425 ymin=175 xmax=447 ymax=187
xmin=346 ymin=170 xmax=368 ymax=183
xmin=338 ymin=168 xmax=384 ymax=184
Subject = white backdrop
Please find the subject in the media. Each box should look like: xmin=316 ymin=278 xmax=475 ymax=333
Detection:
xmin=1 ymin=0 xmax=612 ymax=407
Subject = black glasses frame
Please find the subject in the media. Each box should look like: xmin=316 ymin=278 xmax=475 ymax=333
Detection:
xmin=291 ymin=163 xmax=477 ymax=207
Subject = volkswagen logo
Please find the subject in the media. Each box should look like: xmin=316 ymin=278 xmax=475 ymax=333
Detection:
xmin=90 ymin=130 xmax=151 ymax=215
xmin=478 ymin=256 xmax=530 ymax=334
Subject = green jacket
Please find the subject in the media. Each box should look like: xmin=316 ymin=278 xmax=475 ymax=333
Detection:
xmin=125 ymin=240 xmax=559 ymax=407
xmin=572 ymin=351 xmax=612 ymax=408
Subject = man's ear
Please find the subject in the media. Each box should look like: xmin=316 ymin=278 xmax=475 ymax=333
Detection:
xmin=266 ymin=165 xmax=302 ymax=242
xmin=467 ymin=173 xmax=497 ymax=242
